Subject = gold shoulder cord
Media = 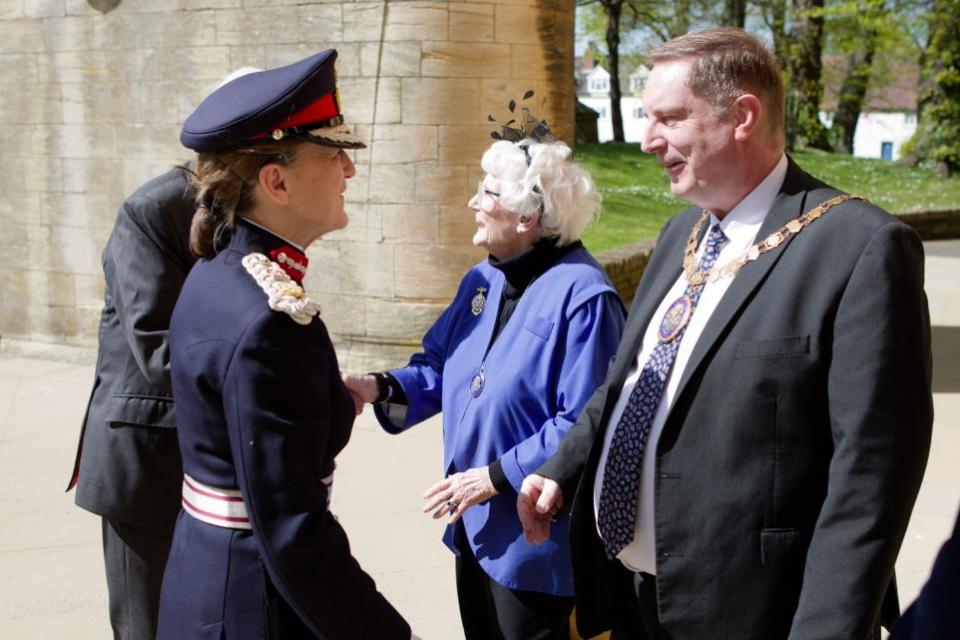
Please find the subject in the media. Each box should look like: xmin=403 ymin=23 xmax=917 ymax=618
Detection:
xmin=683 ymin=194 xmax=867 ymax=286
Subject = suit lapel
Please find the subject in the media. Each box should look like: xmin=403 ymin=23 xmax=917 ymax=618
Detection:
xmin=670 ymin=158 xmax=814 ymax=407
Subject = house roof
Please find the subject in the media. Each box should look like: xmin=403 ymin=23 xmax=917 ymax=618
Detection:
xmin=820 ymin=54 xmax=918 ymax=112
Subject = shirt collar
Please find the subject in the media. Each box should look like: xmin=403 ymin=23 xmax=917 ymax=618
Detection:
xmin=710 ymin=154 xmax=788 ymax=245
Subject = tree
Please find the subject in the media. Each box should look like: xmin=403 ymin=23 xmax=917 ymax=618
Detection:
xmin=722 ymin=0 xmax=749 ymax=27
xmin=787 ymin=0 xmax=831 ymax=150
xmin=910 ymin=0 xmax=960 ymax=175
xmin=579 ymin=0 xmax=629 ymax=142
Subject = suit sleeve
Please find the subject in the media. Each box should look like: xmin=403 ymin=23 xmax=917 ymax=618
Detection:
xmin=498 ymin=291 xmax=625 ymax=492
xmin=107 ymin=194 xmax=191 ymax=392
xmin=789 ymin=222 xmax=933 ymax=639
xmin=224 ymin=312 xmax=410 ymax=640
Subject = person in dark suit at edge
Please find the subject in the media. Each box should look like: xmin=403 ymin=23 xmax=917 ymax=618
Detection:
xmin=67 ymin=68 xmax=258 ymax=640
xmin=518 ymin=27 xmax=933 ymax=640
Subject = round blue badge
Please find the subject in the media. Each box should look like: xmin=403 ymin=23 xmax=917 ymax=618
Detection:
xmin=469 ymin=370 xmax=485 ymax=397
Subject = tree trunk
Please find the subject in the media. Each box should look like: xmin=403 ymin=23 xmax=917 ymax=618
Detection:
xmin=605 ymin=0 xmax=625 ymax=142
xmin=789 ymin=0 xmax=831 ymax=150
xmin=832 ymin=41 xmax=877 ymax=153
xmin=723 ymin=0 xmax=748 ymax=27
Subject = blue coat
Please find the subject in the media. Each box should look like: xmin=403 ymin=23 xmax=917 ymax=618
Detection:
xmin=160 ymin=220 xmax=409 ymax=640
xmin=375 ymin=246 xmax=625 ymax=596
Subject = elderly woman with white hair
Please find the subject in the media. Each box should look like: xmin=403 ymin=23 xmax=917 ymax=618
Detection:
xmin=344 ymin=113 xmax=626 ymax=639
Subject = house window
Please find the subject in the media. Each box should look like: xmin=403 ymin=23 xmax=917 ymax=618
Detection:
xmin=881 ymin=141 xmax=893 ymax=161
xmin=632 ymin=106 xmax=644 ymax=119
xmin=905 ymin=112 xmax=917 ymax=125
xmin=589 ymin=77 xmax=609 ymax=93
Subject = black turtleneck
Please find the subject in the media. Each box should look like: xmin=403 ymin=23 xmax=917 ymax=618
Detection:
xmin=486 ymin=237 xmax=583 ymax=350
xmin=378 ymin=236 xmax=583 ymax=495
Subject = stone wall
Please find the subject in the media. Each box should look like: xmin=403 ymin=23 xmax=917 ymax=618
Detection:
xmin=895 ymin=208 xmax=960 ymax=241
xmin=0 ymin=0 xmax=576 ymax=369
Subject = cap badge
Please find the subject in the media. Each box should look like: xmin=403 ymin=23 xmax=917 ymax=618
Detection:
xmin=242 ymin=252 xmax=320 ymax=325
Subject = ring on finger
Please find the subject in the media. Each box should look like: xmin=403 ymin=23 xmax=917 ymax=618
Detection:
xmin=446 ymin=499 xmax=459 ymax=513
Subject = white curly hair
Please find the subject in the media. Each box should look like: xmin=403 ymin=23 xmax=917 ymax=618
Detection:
xmin=480 ymin=139 xmax=601 ymax=246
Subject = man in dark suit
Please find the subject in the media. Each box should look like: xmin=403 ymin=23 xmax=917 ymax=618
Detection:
xmin=892 ymin=507 xmax=960 ymax=640
xmin=67 ymin=166 xmax=196 ymax=640
xmin=518 ymin=27 xmax=933 ymax=639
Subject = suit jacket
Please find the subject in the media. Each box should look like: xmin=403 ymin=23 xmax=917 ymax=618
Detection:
xmin=892 ymin=507 xmax=960 ymax=640
xmin=539 ymin=158 xmax=933 ymax=640
xmin=71 ymin=167 xmax=196 ymax=530
xmin=159 ymin=220 xmax=409 ymax=640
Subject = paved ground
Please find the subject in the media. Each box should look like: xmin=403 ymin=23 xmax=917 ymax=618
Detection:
xmin=1 ymin=239 xmax=958 ymax=639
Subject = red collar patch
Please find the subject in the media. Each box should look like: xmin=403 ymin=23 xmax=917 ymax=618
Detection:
xmin=270 ymin=246 xmax=308 ymax=283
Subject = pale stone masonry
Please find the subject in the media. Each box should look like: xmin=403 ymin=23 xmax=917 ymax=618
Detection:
xmin=0 ymin=0 xmax=575 ymax=370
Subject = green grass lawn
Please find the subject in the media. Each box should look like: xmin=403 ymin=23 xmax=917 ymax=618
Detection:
xmin=577 ymin=143 xmax=960 ymax=254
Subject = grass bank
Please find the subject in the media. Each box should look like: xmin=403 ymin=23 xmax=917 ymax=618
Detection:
xmin=577 ymin=143 xmax=960 ymax=254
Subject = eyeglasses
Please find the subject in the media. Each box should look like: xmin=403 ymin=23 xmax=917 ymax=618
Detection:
xmin=476 ymin=181 xmax=501 ymax=213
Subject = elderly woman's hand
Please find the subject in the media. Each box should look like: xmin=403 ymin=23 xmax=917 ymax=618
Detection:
xmin=341 ymin=373 xmax=378 ymax=415
xmin=422 ymin=466 xmax=498 ymax=524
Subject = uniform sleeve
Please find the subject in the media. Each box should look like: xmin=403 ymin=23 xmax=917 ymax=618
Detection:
xmin=107 ymin=194 xmax=191 ymax=392
xmin=223 ymin=312 xmax=410 ymax=640
xmin=498 ymin=291 xmax=626 ymax=492
xmin=789 ymin=222 xmax=933 ymax=639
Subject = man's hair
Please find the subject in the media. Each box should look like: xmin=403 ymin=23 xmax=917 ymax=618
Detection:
xmin=648 ymin=27 xmax=785 ymax=147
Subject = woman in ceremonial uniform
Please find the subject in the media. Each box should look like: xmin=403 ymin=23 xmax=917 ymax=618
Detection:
xmin=157 ymin=50 xmax=412 ymax=640
xmin=344 ymin=106 xmax=627 ymax=640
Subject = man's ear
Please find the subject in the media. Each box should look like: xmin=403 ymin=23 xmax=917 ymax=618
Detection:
xmin=257 ymin=163 xmax=291 ymax=205
xmin=732 ymin=94 xmax=763 ymax=143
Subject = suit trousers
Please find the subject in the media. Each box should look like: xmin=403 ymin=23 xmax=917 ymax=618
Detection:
xmin=102 ymin=517 xmax=175 ymax=640
xmin=454 ymin=525 xmax=574 ymax=640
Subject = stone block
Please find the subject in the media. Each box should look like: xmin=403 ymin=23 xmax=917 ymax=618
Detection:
xmin=371 ymin=125 xmax=438 ymax=164
xmin=511 ymin=44 xmax=548 ymax=79
xmin=368 ymin=163 xmax=415 ymax=204
xmin=0 ymin=191 xmax=40 ymax=225
xmin=373 ymin=77 xmax=401 ymax=124
xmin=420 ymin=41 xmax=510 ymax=79
xmin=363 ymin=298 xmax=448 ymax=341
xmin=185 ymin=0 xmax=241 ymax=8
xmin=0 ymin=82 xmax=61 ymax=124
xmin=160 ymin=46 xmax=233 ymax=84
xmin=42 ymin=16 xmax=97 ymax=52
xmin=73 ymin=273 xmax=105 ymax=307
xmin=228 ymin=45 xmax=267 ymax=70
xmin=33 ymin=124 xmax=115 ymax=159
xmin=324 ymin=202 xmax=369 ymax=243
xmin=339 ymin=77 xmax=376 ymax=124
xmin=63 ymin=0 xmax=96 ymax=15
xmin=35 ymin=225 xmax=105 ymax=275
xmin=0 ymin=125 xmax=35 ymax=158
xmin=28 ymin=270 xmax=76 ymax=307
xmin=415 ymin=163 xmax=468 ymax=205
xmin=38 ymin=49 xmax=158 ymax=84
xmin=0 ymin=2 xmax=24 ymax=20
xmin=0 ymin=53 xmax=38 ymax=85
xmin=384 ymin=2 xmax=447 ymax=42
xmin=216 ymin=7 xmax=301 ymax=46
xmin=438 ymin=204 xmax=477 ymax=245
xmin=449 ymin=3 xmax=494 ymax=43
xmin=394 ymin=243 xmax=479 ymax=300
xmin=303 ymin=239 xmax=349 ymax=294
xmin=26 ymin=303 xmax=79 ymax=341
xmin=438 ymin=125 xmax=491 ymax=166
xmin=0 ymin=268 xmax=27 ymax=307
xmin=375 ymin=203 xmax=439 ymax=244
xmin=73 ymin=304 xmax=101 ymax=341
xmin=360 ymin=41 xmax=419 ymax=78
xmin=341 ymin=3 xmax=385 ymax=43
xmin=346 ymin=161 xmax=370 ymax=202
xmin=139 ymin=81 xmax=182 ymax=125
xmin=494 ymin=4 xmax=539 ymax=44
xmin=401 ymin=78 xmax=479 ymax=125
xmin=23 ymin=158 xmax=64 ymax=193
xmin=25 ymin=0 xmax=64 ymax=18
xmin=0 ymin=18 xmax=43 ymax=53
xmin=0 ymin=303 xmax=29 ymax=337
xmin=60 ymin=82 xmax=142 ymax=125
xmin=39 ymin=192 xmax=117 ymax=229
xmin=297 ymin=4 xmax=344 ymax=44
xmin=311 ymin=291 xmax=366 ymax=339
xmin=61 ymin=158 xmax=127 ymax=195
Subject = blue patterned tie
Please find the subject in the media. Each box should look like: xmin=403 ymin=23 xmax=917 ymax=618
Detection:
xmin=597 ymin=223 xmax=729 ymax=559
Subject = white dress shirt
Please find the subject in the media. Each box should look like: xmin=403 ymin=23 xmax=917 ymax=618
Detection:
xmin=593 ymin=154 xmax=788 ymax=575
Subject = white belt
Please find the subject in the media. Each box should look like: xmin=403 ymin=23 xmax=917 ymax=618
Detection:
xmin=182 ymin=471 xmax=336 ymax=531
xmin=182 ymin=474 xmax=251 ymax=530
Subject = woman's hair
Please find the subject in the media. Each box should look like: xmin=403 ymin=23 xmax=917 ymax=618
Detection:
xmin=480 ymin=139 xmax=601 ymax=246
xmin=186 ymin=139 xmax=303 ymax=258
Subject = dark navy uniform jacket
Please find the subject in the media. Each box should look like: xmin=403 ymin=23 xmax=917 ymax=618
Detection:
xmin=160 ymin=220 xmax=409 ymax=640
